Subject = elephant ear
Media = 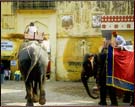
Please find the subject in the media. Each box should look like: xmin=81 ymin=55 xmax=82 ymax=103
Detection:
xmin=93 ymin=54 xmax=99 ymax=78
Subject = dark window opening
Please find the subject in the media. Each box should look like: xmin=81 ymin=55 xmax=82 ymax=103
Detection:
xmin=1 ymin=60 xmax=10 ymax=70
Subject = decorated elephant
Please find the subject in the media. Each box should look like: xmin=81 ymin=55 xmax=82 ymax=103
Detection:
xmin=18 ymin=40 xmax=48 ymax=106
xmin=81 ymin=48 xmax=118 ymax=105
xmin=81 ymin=45 xmax=134 ymax=106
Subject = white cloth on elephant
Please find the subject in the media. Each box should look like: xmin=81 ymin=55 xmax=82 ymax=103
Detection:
xmin=123 ymin=45 xmax=134 ymax=52
xmin=41 ymin=40 xmax=50 ymax=53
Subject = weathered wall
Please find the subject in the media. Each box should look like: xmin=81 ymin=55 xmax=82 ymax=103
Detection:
xmin=55 ymin=1 xmax=134 ymax=81
xmin=1 ymin=1 xmax=134 ymax=81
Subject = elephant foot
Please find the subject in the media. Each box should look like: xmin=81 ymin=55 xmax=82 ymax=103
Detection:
xmin=26 ymin=102 xmax=34 ymax=106
xmin=130 ymin=102 xmax=133 ymax=106
xmin=39 ymin=97 xmax=46 ymax=105
xmin=98 ymin=102 xmax=107 ymax=106
xmin=32 ymin=95 xmax=39 ymax=102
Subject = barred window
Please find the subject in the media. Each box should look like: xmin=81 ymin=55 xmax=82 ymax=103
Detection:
xmin=13 ymin=1 xmax=56 ymax=10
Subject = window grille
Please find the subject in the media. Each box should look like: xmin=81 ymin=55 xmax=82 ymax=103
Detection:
xmin=13 ymin=0 xmax=56 ymax=10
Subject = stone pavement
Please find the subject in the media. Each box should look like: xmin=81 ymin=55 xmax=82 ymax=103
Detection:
xmin=1 ymin=80 xmax=132 ymax=106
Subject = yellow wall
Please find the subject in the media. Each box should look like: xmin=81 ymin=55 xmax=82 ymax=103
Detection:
xmin=56 ymin=36 xmax=103 ymax=81
xmin=1 ymin=2 xmax=12 ymax=14
xmin=1 ymin=35 xmax=24 ymax=73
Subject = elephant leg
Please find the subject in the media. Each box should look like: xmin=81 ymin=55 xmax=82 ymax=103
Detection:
xmin=123 ymin=91 xmax=131 ymax=103
xmin=108 ymin=86 xmax=118 ymax=106
xmin=130 ymin=92 xmax=134 ymax=106
xmin=25 ymin=81 xmax=34 ymax=106
xmin=98 ymin=85 xmax=107 ymax=105
xmin=39 ymin=75 xmax=46 ymax=105
xmin=25 ymin=81 xmax=34 ymax=100
xmin=33 ymin=81 xmax=39 ymax=102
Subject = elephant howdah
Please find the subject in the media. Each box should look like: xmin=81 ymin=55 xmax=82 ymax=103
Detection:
xmin=18 ymin=41 xmax=48 ymax=106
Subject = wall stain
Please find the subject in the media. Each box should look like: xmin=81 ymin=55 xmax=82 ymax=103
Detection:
xmin=63 ymin=37 xmax=103 ymax=81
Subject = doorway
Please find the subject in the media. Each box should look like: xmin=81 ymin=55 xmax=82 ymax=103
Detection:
xmin=1 ymin=60 xmax=10 ymax=70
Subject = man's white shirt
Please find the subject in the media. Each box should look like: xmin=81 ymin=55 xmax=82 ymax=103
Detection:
xmin=28 ymin=26 xmax=37 ymax=36
xmin=115 ymin=35 xmax=126 ymax=46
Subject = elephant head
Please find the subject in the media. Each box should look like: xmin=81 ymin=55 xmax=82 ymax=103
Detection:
xmin=81 ymin=54 xmax=99 ymax=99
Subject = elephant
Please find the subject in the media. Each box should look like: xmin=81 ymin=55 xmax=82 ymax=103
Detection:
xmin=81 ymin=48 xmax=118 ymax=104
xmin=18 ymin=40 xmax=48 ymax=106
xmin=81 ymin=46 xmax=134 ymax=106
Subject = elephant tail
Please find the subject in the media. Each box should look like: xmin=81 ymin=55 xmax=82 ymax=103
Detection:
xmin=25 ymin=58 xmax=37 ymax=82
xmin=25 ymin=45 xmax=41 ymax=82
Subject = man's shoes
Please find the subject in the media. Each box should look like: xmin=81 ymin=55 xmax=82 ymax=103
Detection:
xmin=98 ymin=102 xmax=107 ymax=105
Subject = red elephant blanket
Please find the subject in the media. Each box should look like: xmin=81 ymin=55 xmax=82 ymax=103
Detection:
xmin=106 ymin=46 xmax=134 ymax=92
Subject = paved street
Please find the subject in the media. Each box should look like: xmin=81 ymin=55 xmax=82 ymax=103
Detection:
xmin=1 ymin=80 xmax=132 ymax=106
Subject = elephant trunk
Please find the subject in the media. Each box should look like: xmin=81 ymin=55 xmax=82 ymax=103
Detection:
xmin=81 ymin=72 xmax=98 ymax=99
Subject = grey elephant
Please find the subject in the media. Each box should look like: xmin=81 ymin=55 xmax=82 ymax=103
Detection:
xmin=18 ymin=40 xmax=48 ymax=106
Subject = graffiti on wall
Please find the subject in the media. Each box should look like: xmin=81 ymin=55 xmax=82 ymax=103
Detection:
xmin=74 ymin=39 xmax=92 ymax=56
xmin=62 ymin=39 xmax=89 ymax=80
xmin=67 ymin=61 xmax=82 ymax=73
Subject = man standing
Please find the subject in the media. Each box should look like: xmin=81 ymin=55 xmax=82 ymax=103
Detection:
xmin=14 ymin=70 xmax=21 ymax=81
xmin=4 ymin=68 xmax=10 ymax=80
xmin=1 ymin=62 xmax=5 ymax=84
